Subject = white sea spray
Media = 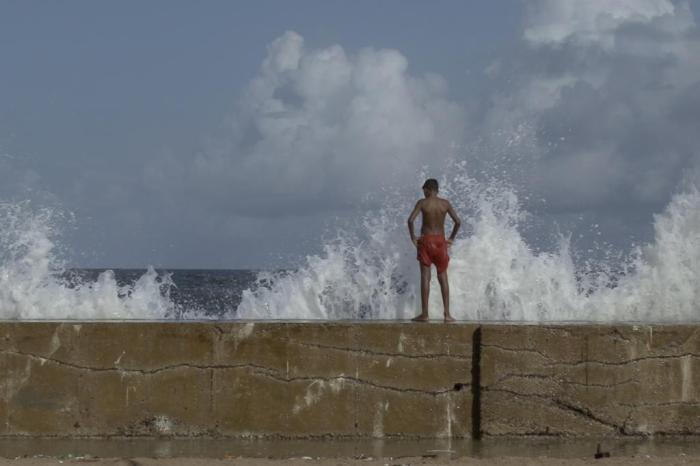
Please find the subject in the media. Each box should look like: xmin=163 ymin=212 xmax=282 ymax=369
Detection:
xmin=0 ymin=201 xmax=175 ymax=319
xmin=2 ymin=170 xmax=700 ymax=321
xmin=238 ymin=168 xmax=700 ymax=322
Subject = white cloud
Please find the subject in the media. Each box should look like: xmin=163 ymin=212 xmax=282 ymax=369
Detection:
xmin=154 ymin=31 xmax=465 ymax=216
xmin=142 ymin=4 xmax=700 ymax=263
xmin=524 ymin=0 xmax=678 ymax=49
xmin=480 ymin=1 xmax=700 ymax=213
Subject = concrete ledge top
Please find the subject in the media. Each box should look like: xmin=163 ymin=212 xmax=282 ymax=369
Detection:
xmin=2 ymin=319 xmax=700 ymax=326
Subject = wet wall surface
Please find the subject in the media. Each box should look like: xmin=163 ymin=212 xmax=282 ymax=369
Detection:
xmin=2 ymin=437 xmax=700 ymax=460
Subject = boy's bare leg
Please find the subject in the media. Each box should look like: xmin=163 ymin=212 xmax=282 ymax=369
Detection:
xmin=412 ymin=264 xmax=431 ymax=322
xmin=437 ymin=270 xmax=454 ymax=322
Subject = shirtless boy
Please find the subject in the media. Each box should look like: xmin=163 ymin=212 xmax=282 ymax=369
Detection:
xmin=407 ymin=178 xmax=461 ymax=322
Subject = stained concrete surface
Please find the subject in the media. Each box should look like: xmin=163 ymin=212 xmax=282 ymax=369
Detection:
xmin=0 ymin=322 xmax=474 ymax=438
xmin=479 ymin=325 xmax=700 ymax=436
xmin=1 ymin=322 xmax=699 ymax=439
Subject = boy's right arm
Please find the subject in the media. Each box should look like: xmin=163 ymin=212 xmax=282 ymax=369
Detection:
xmin=446 ymin=201 xmax=461 ymax=243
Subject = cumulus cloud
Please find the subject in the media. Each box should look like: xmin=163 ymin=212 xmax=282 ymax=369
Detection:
xmin=481 ymin=0 xmax=700 ymax=214
xmin=523 ymin=0 xmax=679 ymax=49
xmin=149 ymin=31 xmax=465 ymax=217
xmin=142 ymin=5 xmax=700 ymax=264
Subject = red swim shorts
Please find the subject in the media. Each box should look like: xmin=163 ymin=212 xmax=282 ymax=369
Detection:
xmin=416 ymin=235 xmax=449 ymax=273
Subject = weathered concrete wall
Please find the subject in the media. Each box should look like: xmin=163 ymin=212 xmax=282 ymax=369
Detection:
xmin=1 ymin=322 xmax=698 ymax=438
xmin=0 ymin=322 xmax=474 ymax=438
xmin=479 ymin=325 xmax=700 ymax=437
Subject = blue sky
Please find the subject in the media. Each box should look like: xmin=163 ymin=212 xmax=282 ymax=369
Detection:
xmin=2 ymin=1 xmax=699 ymax=268
xmin=1 ymin=1 xmax=521 ymax=155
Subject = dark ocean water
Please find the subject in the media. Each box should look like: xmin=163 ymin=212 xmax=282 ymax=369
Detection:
xmin=67 ymin=269 xmax=260 ymax=318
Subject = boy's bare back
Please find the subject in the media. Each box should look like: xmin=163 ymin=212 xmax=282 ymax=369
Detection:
xmin=416 ymin=197 xmax=456 ymax=237
xmin=408 ymin=196 xmax=461 ymax=243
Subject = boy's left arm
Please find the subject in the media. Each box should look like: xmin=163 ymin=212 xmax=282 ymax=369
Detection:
xmin=407 ymin=200 xmax=422 ymax=247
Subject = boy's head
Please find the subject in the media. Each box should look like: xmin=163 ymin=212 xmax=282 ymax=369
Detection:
xmin=422 ymin=178 xmax=439 ymax=195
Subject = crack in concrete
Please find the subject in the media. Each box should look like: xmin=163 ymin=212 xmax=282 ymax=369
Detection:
xmin=618 ymin=401 xmax=700 ymax=408
xmin=481 ymin=344 xmax=700 ymax=367
xmin=491 ymin=372 xmax=552 ymax=385
xmin=480 ymin=344 xmax=552 ymax=360
xmin=483 ymin=387 xmax=623 ymax=433
xmin=543 ymin=353 xmax=700 ymax=368
xmin=487 ymin=373 xmax=640 ymax=388
xmin=3 ymin=349 xmax=460 ymax=397
xmin=1 ymin=349 xmax=273 ymax=375
xmin=551 ymin=399 xmax=626 ymax=434
xmin=293 ymin=341 xmax=470 ymax=361
xmin=560 ymin=377 xmax=639 ymax=388
xmin=247 ymin=367 xmax=465 ymax=397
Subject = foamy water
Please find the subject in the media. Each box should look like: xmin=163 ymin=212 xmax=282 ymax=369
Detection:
xmin=1 ymin=168 xmax=700 ymax=321
xmin=0 ymin=202 xmax=176 ymax=319
xmin=236 ymin=171 xmax=700 ymax=322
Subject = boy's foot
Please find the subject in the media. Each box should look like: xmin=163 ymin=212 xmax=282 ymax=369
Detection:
xmin=444 ymin=315 xmax=455 ymax=323
xmin=412 ymin=314 xmax=429 ymax=322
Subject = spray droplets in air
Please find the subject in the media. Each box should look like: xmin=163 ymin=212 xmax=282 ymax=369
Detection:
xmin=2 ymin=166 xmax=700 ymax=321
xmin=238 ymin=165 xmax=700 ymax=322
xmin=0 ymin=201 xmax=176 ymax=319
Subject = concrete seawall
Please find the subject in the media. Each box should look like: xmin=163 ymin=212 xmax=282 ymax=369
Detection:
xmin=0 ymin=322 xmax=698 ymax=438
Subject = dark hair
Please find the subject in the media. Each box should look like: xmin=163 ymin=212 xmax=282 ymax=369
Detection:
xmin=422 ymin=178 xmax=439 ymax=192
